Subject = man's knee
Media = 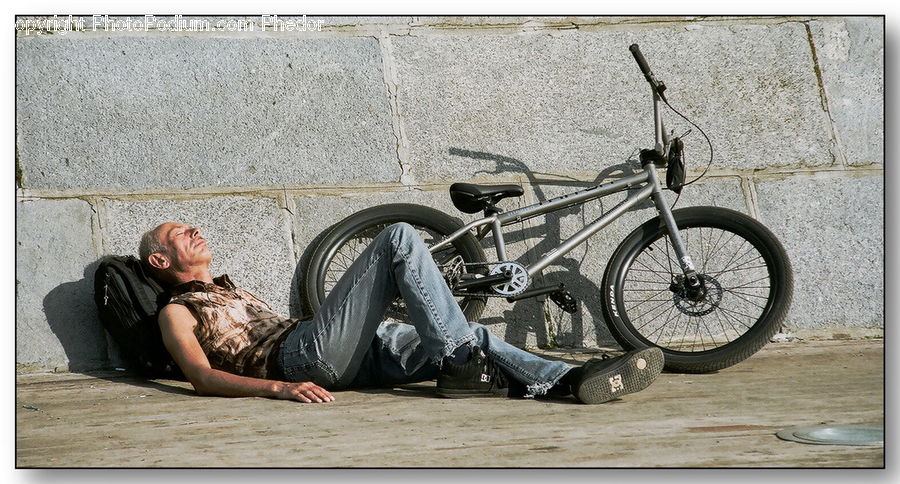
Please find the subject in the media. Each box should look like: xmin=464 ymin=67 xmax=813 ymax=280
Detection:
xmin=382 ymin=222 xmax=421 ymax=248
xmin=385 ymin=222 xmax=416 ymax=236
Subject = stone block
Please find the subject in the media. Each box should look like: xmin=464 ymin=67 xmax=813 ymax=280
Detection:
xmin=99 ymin=196 xmax=296 ymax=316
xmin=16 ymin=35 xmax=398 ymax=190
xmin=755 ymin=174 xmax=883 ymax=328
xmin=391 ymin=22 xmax=832 ymax=183
xmin=16 ymin=198 xmax=106 ymax=370
xmin=809 ymin=17 xmax=884 ymax=166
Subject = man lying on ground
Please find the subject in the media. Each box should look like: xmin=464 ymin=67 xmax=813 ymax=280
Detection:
xmin=141 ymin=221 xmax=663 ymax=404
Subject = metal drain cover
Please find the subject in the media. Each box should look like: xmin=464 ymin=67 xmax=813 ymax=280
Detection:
xmin=776 ymin=424 xmax=883 ymax=446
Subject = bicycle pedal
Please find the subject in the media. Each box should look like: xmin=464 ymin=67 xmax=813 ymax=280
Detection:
xmin=549 ymin=290 xmax=578 ymax=313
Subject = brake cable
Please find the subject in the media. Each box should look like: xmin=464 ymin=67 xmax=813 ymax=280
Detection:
xmin=660 ymin=96 xmax=714 ymax=209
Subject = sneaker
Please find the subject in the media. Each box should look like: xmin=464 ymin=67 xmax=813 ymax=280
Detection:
xmin=573 ymin=347 xmax=664 ymax=404
xmin=436 ymin=346 xmax=508 ymax=398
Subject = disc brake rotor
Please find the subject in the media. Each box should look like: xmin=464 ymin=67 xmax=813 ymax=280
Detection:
xmin=673 ymin=274 xmax=723 ymax=316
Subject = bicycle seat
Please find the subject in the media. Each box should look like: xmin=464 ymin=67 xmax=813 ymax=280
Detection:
xmin=449 ymin=182 xmax=525 ymax=213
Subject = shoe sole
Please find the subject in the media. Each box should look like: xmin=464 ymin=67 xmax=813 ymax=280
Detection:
xmin=435 ymin=387 xmax=508 ymax=399
xmin=575 ymin=347 xmax=664 ymax=404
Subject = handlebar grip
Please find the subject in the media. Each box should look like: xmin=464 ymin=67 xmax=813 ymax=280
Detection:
xmin=629 ymin=43 xmax=654 ymax=81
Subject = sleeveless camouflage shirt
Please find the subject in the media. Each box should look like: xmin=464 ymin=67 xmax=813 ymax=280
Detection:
xmin=167 ymin=275 xmax=297 ymax=379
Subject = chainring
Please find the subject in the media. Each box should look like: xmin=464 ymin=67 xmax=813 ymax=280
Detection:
xmin=489 ymin=262 xmax=530 ymax=296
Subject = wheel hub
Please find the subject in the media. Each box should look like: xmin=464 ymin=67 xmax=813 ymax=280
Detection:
xmin=671 ymin=273 xmax=723 ymax=316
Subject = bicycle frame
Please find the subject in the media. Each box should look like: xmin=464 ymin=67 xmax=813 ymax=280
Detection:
xmin=430 ymin=90 xmax=698 ymax=282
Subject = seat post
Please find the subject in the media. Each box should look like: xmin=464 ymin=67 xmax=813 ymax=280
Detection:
xmin=489 ymin=215 xmax=507 ymax=261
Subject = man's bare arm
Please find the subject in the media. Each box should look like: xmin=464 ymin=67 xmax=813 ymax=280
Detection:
xmin=157 ymin=304 xmax=334 ymax=403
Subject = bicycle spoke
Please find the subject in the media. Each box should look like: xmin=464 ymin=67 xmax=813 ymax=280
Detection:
xmin=713 ymin=309 xmax=732 ymax=341
xmin=680 ymin=311 xmax=693 ymax=351
xmin=631 ymin=257 xmax=673 ymax=283
xmin=335 ymin=249 xmax=357 ymax=268
xmin=692 ymin=320 xmax=704 ymax=352
xmin=714 ymin=307 xmax=740 ymax=339
xmin=716 ymin=306 xmax=756 ymax=329
xmin=630 ymin=298 xmax=675 ymax=323
xmin=698 ymin=227 xmax=708 ymax=274
xmin=708 ymin=255 xmax=766 ymax=279
xmin=726 ymin=275 xmax=772 ymax=291
xmin=703 ymin=227 xmax=729 ymax=269
xmin=624 ymin=288 xmax=670 ymax=303
xmin=654 ymin=306 xmax=680 ymax=347
xmin=703 ymin=318 xmax=720 ymax=350
xmin=627 ymin=267 xmax=674 ymax=274
xmin=722 ymin=289 xmax=768 ymax=310
xmin=634 ymin=298 xmax=677 ymax=330
xmin=707 ymin=242 xmax=755 ymax=279
xmin=625 ymin=278 xmax=672 ymax=285
xmin=641 ymin=305 xmax=678 ymax=344
xmin=703 ymin=230 xmax=740 ymax=265
xmin=706 ymin=264 xmax=769 ymax=274
xmin=641 ymin=240 xmax=677 ymax=277
xmin=622 ymin=291 xmax=672 ymax=302
xmin=664 ymin=236 xmax=675 ymax=278
xmin=717 ymin=309 xmax=754 ymax=340
xmin=725 ymin=289 xmax=770 ymax=299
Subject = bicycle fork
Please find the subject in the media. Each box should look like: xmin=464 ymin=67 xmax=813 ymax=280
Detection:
xmin=644 ymin=162 xmax=704 ymax=294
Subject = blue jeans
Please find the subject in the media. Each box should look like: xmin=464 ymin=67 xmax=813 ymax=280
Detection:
xmin=277 ymin=223 xmax=570 ymax=396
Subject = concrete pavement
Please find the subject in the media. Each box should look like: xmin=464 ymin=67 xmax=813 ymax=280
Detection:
xmin=15 ymin=338 xmax=884 ymax=467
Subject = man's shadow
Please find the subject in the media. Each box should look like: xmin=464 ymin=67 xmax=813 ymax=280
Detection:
xmin=41 ymin=259 xmax=110 ymax=372
xmin=39 ymin=259 xmax=194 ymax=396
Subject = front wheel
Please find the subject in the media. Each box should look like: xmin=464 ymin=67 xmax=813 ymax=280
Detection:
xmin=601 ymin=206 xmax=793 ymax=373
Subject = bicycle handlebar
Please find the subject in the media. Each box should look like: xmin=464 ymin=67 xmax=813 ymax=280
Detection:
xmin=629 ymin=43 xmax=654 ymax=82
xmin=629 ymin=43 xmax=667 ymax=101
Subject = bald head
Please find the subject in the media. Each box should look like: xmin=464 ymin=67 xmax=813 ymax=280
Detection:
xmin=139 ymin=222 xmax=213 ymax=285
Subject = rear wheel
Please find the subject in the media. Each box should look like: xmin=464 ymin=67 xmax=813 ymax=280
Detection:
xmin=302 ymin=203 xmax=488 ymax=322
xmin=601 ymin=206 xmax=793 ymax=373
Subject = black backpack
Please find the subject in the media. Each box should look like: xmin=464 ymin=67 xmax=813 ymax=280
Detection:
xmin=93 ymin=255 xmax=185 ymax=380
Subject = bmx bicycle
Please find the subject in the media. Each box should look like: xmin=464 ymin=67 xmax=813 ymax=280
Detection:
xmin=301 ymin=44 xmax=793 ymax=373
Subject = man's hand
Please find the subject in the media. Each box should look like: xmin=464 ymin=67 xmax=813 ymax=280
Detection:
xmin=276 ymin=381 xmax=335 ymax=403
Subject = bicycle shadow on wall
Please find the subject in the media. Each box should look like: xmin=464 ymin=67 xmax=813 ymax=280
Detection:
xmin=447 ymin=147 xmax=655 ymax=350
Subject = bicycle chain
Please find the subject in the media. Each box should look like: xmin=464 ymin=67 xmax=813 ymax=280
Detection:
xmin=438 ymin=259 xmax=515 ymax=298
xmin=452 ymin=291 xmax=510 ymax=298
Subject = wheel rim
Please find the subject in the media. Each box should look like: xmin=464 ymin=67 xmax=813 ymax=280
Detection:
xmin=615 ymin=223 xmax=776 ymax=354
xmin=315 ymin=221 xmax=478 ymax=321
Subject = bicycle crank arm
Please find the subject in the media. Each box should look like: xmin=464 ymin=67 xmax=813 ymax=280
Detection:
xmin=505 ymin=283 xmax=565 ymax=302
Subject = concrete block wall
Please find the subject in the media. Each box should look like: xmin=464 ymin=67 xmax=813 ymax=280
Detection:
xmin=15 ymin=16 xmax=884 ymax=372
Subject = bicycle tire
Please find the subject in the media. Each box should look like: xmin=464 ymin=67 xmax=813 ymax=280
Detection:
xmin=302 ymin=203 xmax=488 ymax=322
xmin=601 ymin=206 xmax=793 ymax=373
